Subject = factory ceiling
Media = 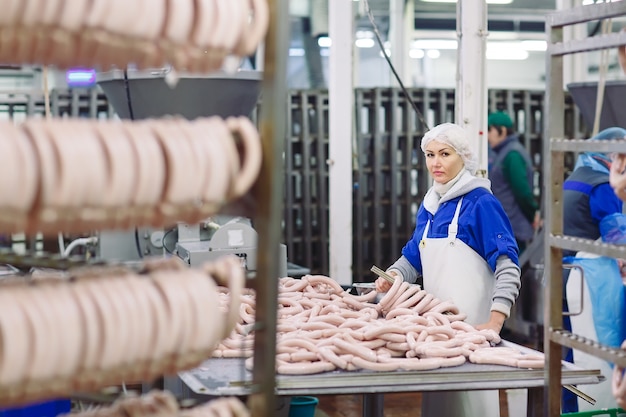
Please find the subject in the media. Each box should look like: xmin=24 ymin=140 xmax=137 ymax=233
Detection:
xmin=289 ymin=0 xmax=560 ymax=43
xmin=360 ymin=0 xmax=557 ymax=34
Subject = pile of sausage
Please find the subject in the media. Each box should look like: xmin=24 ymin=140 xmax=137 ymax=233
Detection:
xmin=0 ymin=116 xmax=261 ymax=235
xmin=0 ymin=255 xmax=245 ymax=408
xmin=0 ymin=0 xmax=268 ymax=71
xmin=212 ymin=275 xmax=545 ymax=375
xmin=612 ymin=340 xmax=626 ymax=409
xmin=60 ymin=390 xmax=250 ymax=417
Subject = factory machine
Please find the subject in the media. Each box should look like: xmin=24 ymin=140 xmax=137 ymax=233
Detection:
xmin=93 ymin=67 xmax=306 ymax=279
xmin=97 ymin=218 xmax=291 ymax=278
xmin=174 ymin=217 xmax=289 ymax=278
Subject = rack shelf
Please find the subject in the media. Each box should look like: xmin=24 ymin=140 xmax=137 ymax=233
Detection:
xmin=550 ymin=330 xmax=626 ymax=368
xmin=549 ymin=235 xmax=626 ymax=259
xmin=544 ymin=2 xmax=626 ymax=415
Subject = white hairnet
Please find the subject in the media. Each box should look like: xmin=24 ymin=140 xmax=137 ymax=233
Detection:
xmin=420 ymin=123 xmax=479 ymax=174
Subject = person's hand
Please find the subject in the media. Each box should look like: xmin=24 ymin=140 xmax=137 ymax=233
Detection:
xmin=612 ymin=340 xmax=626 ymax=409
xmin=475 ymin=311 xmax=506 ymax=334
xmin=374 ymin=277 xmax=391 ymax=292
xmin=610 ymin=153 xmax=626 ymax=202
xmin=617 ymin=259 xmax=626 ymax=281
xmin=532 ymin=211 xmax=543 ymax=230
xmin=374 ymin=270 xmax=399 ymax=293
xmin=619 ymin=28 xmax=626 ymax=75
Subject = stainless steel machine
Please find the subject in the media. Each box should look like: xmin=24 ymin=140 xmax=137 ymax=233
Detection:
xmin=173 ymin=217 xmax=290 ymax=278
xmin=568 ymin=80 xmax=626 ymax=131
xmin=94 ymin=68 xmax=306 ymax=279
xmin=96 ymin=67 xmax=262 ymax=120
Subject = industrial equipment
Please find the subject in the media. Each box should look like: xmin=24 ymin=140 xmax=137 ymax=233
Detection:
xmin=568 ymin=80 xmax=626 ymax=132
xmin=172 ymin=217 xmax=292 ymax=278
xmin=92 ymin=68 xmax=307 ymax=279
xmin=96 ymin=67 xmax=262 ymax=121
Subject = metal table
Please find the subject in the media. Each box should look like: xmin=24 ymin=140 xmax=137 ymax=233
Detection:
xmin=178 ymin=341 xmax=603 ymax=417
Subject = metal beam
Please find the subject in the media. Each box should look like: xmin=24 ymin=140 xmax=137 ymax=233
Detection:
xmin=329 ymin=0 xmax=354 ymax=286
xmin=455 ymin=0 xmax=488 ymax=175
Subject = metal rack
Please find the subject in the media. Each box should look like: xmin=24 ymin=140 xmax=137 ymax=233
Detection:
xmin=248 ymin=1 xmax=289 ymax=416
xmin=544 ymin=3 xmax=626 ymax=415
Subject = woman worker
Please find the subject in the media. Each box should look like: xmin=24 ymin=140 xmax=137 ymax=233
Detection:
xmin=375 ymin=122 xmax=521 ymax=417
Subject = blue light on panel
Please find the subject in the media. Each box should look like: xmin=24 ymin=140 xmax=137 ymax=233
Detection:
xmin=66 ymin=69 xmax=96 ymax=87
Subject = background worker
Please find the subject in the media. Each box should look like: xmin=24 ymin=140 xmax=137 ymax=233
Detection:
xmin=605 ymin=39 xmax=626 ymax=409
xmin=487 ymin=111 xmax=541 ymax=253
xmin=375 ymin=123 xmax=521 ymax=417
xmin=561 ymin=126 xmax=626 ymax=412
xmin=563 ymin=127 xmax=626 ymax=248
xmin=609 ymin=152 xmax=626 ymax=411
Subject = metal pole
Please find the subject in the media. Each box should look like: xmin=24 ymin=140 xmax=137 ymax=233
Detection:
xmin=557 ymin=0 xmax=587 ymax=89
xmin=363 ymin=393 xmax=384 ymax=417
xmin=543 ymin=10 xmax=565 ymax=417
xmin=329 ymin=0 xmax=354 ymax=286
xmin=249 ymin=0 xmax=289 ymax=415
xmin=389 ymin=0 xmax=407 ymax=88
xmin=455 ymin=0 xmax=489 ymax=177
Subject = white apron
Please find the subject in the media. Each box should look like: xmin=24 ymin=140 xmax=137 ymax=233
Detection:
xmin=420 ymin=198 xmax=500 ymax=417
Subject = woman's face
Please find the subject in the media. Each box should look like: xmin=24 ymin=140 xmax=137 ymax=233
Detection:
xmin=424 ymin=140 xmax=465 ymax=184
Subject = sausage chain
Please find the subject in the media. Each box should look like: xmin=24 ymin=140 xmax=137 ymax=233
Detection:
xmin=0 ymin=0 xmax=269 ymax=71
xmin=0 ymin=255 xmax=245 ymax=408
xmin=0 ymin=116 xmax=261 ymax=235
xmin=212 ymin=275 xmax=545 ymax=374
xmin=59 ymin=390 xmax=251 ymax=417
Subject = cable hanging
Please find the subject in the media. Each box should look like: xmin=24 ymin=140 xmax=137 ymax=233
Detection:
xmin=362 ymin=0 xmax=431 ymax=131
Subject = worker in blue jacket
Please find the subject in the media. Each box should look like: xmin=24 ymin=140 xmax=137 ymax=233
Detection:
xmin=376 ymin=122 xmax=521 ymax=417
xmin=609 ymin=142 xmax=626 ymax=411
xmin=562 ymin=126 xmax=626 ymax=413
xmin=563 ymin=127 xmax=626 ymax=248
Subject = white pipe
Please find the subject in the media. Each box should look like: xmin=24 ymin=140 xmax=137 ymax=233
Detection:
xmin=456 ymin=0 xmax=489 ymax=176
xmin=63 ymin=236 xmax=98 ymax=257
xmin=389 ymin=0 xmax=407 ymax=87
xmin=328 ymin=0 xmax=354 ymax=286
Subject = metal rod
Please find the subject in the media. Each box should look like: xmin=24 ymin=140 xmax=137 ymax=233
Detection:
xmin=563 ymin=384 xmax=596 ymax=406
xmin=370 ymin=265 xmax=395 ymax=284
xmin=249 ymin=0 xmax=289 ymax=416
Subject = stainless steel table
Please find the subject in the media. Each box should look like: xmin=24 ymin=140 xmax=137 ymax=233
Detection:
xmin=178 ymin=341 xmax=603 ymax=417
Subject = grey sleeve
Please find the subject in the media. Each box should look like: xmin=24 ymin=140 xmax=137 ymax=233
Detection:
xmin=491 ymin=255 xmax=521 ymax=318
xmin=387 ymin=255 xmax=421 ymax=285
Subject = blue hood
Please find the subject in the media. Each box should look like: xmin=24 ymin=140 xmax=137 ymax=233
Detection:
xmin=574 ymin=127 xmax=626 ymax=173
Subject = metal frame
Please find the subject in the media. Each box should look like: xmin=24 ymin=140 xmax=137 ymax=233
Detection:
xmin=249 ymin=0 xmax=289 ymax=415
xmin=179 ymin=339 xmax=602 ymax=417
xmin=544 ymin=2 xmax=626 ymax=415
xmin=0 ymin=88 xmax=112 ymax=119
